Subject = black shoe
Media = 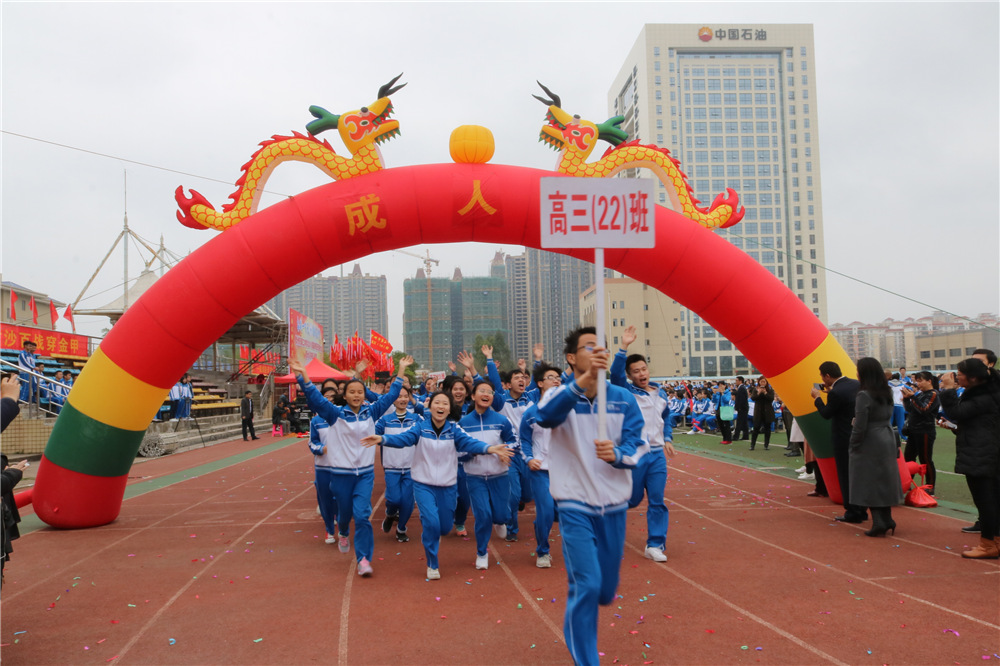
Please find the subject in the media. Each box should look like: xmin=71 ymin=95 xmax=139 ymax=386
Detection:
xmin=505 ymin=533 xmax=518 ymax=542
xmin=518 ymin=501 xmax=526 ymax=512
xmin=784 ymin=450 xmax=799 ymax=457
xmin=382 ymin=513 xmax=397 ymax=533
xmin=251 ymin=436 xmax=260 ymax=440
xmin=961 ymin=522 xmax=982 ymax=534
xmin=395 ymin=530 xmax=409 ymax=543
xmin=834 ymin=514 xmax=865 ymax=524
xmin=243 ymin=438 xmax=248 ymax=441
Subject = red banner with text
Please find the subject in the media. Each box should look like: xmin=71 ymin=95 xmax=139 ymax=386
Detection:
xmin=1 ymin=324 xmax=90 ymax=357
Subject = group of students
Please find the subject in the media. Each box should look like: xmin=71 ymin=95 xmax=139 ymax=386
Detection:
xmin=15 ymin=340 xmax=73 ymax=414
xmin=291 ymin=326 xmax=669 ymax=666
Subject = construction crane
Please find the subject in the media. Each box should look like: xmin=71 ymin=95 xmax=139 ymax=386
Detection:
xmin=393 ymin=248 xmax=440 ymax=277
xmin=393 ymin=248 xmax=442 ymax=368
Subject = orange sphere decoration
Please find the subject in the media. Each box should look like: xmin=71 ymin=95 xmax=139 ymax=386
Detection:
xmin=449 ymin=125 xmax=495 ymax=164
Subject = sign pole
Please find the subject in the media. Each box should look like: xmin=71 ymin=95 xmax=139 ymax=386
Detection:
xmin=594 ymin=247 xmax=607 ymax=441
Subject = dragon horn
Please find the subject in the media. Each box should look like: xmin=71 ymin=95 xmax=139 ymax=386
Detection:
xmin=597 ymin=116 xmax=629 ymax=146
xmin=306 ymin=105 xmax=340 ymax=136
xmin=378 ymin=73 xmax=407 ymax=98
xmin=532 ymin=81 xmax=561 ymax=108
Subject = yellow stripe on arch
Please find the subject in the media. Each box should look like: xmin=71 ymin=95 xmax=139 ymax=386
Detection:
xmin=66 ymin=348 xmax=169 ymax=431
xmin=769 ymin=333 xmax=857 ymax=419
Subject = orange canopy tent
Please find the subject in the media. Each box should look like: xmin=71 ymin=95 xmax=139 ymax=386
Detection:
xmin=273 ymin=357 xmax=351 ymax=384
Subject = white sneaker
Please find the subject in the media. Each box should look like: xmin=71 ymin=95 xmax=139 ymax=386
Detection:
xmin=644 ymin=546 xmax=668 ymax=562
xmin=325 ymin=533 xmax=337 ymax=544
xmin=686 ymin=429 xmax=697 ymax=435
xmin=338 ymin=535 xmax=350 ymax=553
xmin=169 ymin=418 xmax=179 ymax=422
xmin=475 ymin=554 xmax=489 ymax=570
xmin=426 ymin=567 xmax=441 ymax=580
xmin=797 ymin=472 xmax=815 ymax=481
xmin=494 ymin=524 xmax=507 ymax=540
xmin=536 ymin=554 xmax=552 ymax=568
xmin=794 ymin=466 xmax=807 ymax=474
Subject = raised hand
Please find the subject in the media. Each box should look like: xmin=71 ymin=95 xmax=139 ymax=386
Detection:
xmin=289 ymin=359 xmax=308 ymax=382
xmin=397 ymin=355 xmax=414 ymax=376
xmin=533 ymin=342 xmax=544 ymax=362
xmin=448 ymin=361 xmax=457 ymax=373
xmin=621 ymin=325 xmax=637 ymax=349
xmin=517 ymin=358 xmax=527 ymax=372
xmin=457 ymin=350 xmax=476 ymax=373
xmin=481 ymin=344 xmax=494 ymax=360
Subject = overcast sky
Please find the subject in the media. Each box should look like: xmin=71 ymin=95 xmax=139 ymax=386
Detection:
xmin=2 ymin=2 xmax=997 ymax=348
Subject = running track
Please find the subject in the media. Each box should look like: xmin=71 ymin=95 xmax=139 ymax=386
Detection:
xmin=2 ymin=436 xmax=997 ymax=665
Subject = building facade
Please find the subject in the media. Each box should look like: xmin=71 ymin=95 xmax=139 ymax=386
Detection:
xmin=268 ymin=264 xmax=388 ymax=348
xmin=580 ymin=277 xmax=685 ymax=378
xmin=505 ymin=248 xmax=593 ymax=365
xmin=609 ymin=23 xmax=827 ymax=377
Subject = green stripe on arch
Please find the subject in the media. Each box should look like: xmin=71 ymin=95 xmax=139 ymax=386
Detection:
xmin=794 ymin=410 xmax=834 ymax=459
xmin=45 ymin=403 xmax=144 ymax=478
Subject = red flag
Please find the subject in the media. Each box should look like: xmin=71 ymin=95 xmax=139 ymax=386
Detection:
xmin=63 ymin=304 xmax=75 ymax=332
xmin=369 ymin=329 xmax=393 ymax=354
xmin=9 ymin=291 xmax=17 ymax=321
xmin=50 ymin=301 xmax=59 ymax=328
xmin=29 ymin=296 xmax=38 ymax=325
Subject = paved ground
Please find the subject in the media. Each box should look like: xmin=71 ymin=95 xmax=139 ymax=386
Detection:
xmin=2 ymin=435 xmax=997 ymax=665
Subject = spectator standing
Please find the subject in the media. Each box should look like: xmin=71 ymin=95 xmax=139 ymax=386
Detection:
xmin=733 ymin=376 xmax=750 ymax=440
xmin=849 ymin=358 xmax=904 ymax=537
xmin=749 ymin=377 xmax=775 ymax=451
xmin=240 ymin=391 xmax=259 ymax=441
xmin=939 ymin=358 xmax=1000 ymax=559
xmin=811 ymin=362 xmax=868 ymax=524
xmin=17 ymin=340 xmax=38 ymax=403
xmin=901 ymin=372 xmax=940 ymax=494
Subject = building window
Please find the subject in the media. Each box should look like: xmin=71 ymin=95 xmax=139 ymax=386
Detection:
xmin=950 ymin=348 xmax=962 ymax=356
xmin=920 ymin=351 xmax=931 ymax=359
xmin=934 ymin=349 xmax=946 ymax=358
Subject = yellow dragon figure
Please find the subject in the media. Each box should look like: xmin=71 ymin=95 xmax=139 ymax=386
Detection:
xmin=534 ymin=82 xmax=743 ymax=230
xmin=176 ymin=74 xmax=407 ymax=231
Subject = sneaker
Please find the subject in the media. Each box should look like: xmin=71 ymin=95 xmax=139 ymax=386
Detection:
xmin=505 ymin=533 xmax=518 ymax=542
xmin=686 ymin=429 xmax=697 ymax=435
xmin=382 ymin=513 xmax=397 ymax=533
xmin=426 ymin=567 xmax=440 ymax=580
xmin=325 ymin=533 xmax=337 ymax=544
xmin=961 ymin=522 xmax=982 ymax=534
xmin=395 ymin=530 xmax=409 ymax=543
xmin=797 ymin=472 xmax=815 ymax=481
xmin=794 ymin=466 xmax=807 ymax=474
xmin=169 ymin=418 xmax=179 ymax=422
xmin=357 ymin=558 xmax=373 ymax=577
xmin=338 ymin=536 xmax=350 ymax=553
xmin=455 ymin=524 xmax=468 ymax=537
xmin=493 ymin=524 xmax=507 ymax=540
xmin=536 ymin=554 xmax=552 ymax=568
xmin=644 ymin=546 xmax=668 ymax=562
xmin=475 ymin=554 xmax=489 ymax=570
xmin=721 ymin=440 xmax=732 ymax=445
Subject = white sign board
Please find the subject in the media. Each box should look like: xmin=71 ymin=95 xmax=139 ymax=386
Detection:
xmin=539 ymin=178 xmax=656 ymax=249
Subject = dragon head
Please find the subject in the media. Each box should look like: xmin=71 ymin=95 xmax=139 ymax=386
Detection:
xmin=535 ymin=82 xmax=628 ymax=160
xmin=306 ymin=73 xmax=406 ymax=153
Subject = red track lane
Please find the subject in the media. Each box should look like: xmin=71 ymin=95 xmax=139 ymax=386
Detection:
xmin=2 ymin=439 xmax=997 ymax=665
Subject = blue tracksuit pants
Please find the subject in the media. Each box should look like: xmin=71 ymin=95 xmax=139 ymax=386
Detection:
xmin=466 ymin=473 xmax=513 ymax=557
xmin=529 ymin=469 xmax=555 ymax=556
xmin=454 ymin=465 xmax=471 ymax=528
xmin=314 ymin=467 xmax=339 ymax=535
xmin=506 ymin=456 xmax=532 ymax=536
xmin=628 ymin=448 xmax=668 ymax=549
xmin=384 ymin=469 xmax=414 ymax=532
xmin=330 ymin=469 xmax=374 ymax=563
xmin=559 ymin=506 xmax=627 ymax=666
xmin=413 ymin=481 xmax=457 ymax=570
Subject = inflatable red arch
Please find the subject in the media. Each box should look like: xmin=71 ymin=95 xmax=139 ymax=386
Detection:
xmin=33 ymin=163 xmax=855 ymax=528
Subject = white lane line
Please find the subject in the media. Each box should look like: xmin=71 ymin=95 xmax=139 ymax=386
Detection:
xmin=665 ymin=465 xmax=1000 ymax=631
xmin=624 ymin=541 xmax=850 ymax=665
xmin=4 ymin=453 xmax=312 ymax=602
xmin=489 ymin=542 xmax=566 ymax=645
xmin=113 ymin=481 xmax=317 ymax=663
xmin=338 ymin=491 xmax=385 ymax=666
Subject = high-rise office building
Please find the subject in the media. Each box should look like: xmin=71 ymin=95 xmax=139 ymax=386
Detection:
xmin=268 ymin=264 xmax=388 ymax=350
xmin=504 ymin=248 xmax=593 ymax=364
xmin=402 ymin=270 xmax=454 ymax=370
xmin=609 ymin=24 xmax=827 ymax=377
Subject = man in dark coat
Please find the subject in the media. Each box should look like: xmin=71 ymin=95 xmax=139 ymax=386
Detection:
xmin=811 ymin=361 xmax=867 ymax=523
xmin=240 ymin=391 xmax=259 ymax=441
xmin=733 ymin=377 xmax=750 ymax=441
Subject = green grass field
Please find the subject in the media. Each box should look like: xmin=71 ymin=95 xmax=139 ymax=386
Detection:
xmin=671 ymin=425 xmax=978 ymax=519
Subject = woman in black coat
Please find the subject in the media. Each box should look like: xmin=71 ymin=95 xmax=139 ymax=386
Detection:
xmin=849 ymin=358 xmax=904 ymax=537
xmin=749 ymin=377 xmax=775 ymax=451
xmin=939 ymin=358 xmax=1000 ymax=559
